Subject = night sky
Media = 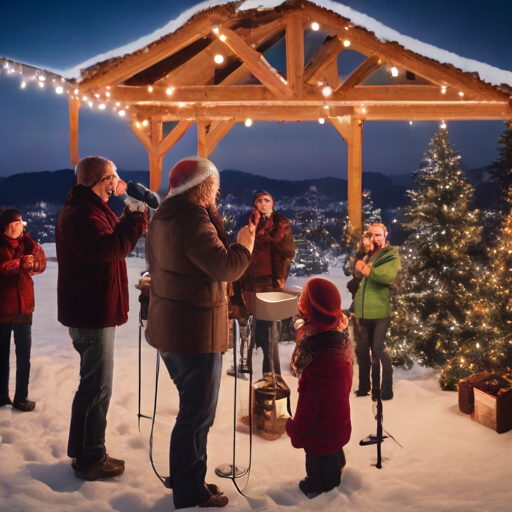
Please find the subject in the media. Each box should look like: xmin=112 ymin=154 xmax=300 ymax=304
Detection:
xmin=1 ymin=0 xmax=511 ymax=185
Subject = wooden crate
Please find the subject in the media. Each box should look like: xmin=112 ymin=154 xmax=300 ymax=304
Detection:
xmin=471 ymin=387 xmax=512 ymax=434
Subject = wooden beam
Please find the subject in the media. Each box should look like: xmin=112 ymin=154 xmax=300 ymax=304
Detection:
xmin=130 ymin=120 xmax=153 ymax=154
xmin=197 ymin=119 xmax=209 ymax=158
xmin=359 ymin=103 xmax=512 ymax=121
xmin=132 ymin=104 xmax=355 ymax=121
xmin=69 ymin=95 xmax=80 ymax=168
xmin=158 ymin=119 xmax=194 ymax=156
xmin=214 ymin=26 xmax=293 ymax=99
xmin=79 ymin=19 xmax=215 ymax=90
xmin=206 ymin=119 xmax=235 ymax=154
xmin=286 ymin=14 xmax=304 ymax=98
xmin=336 ymin=54 xmax=383 ymax=94
xmin=303 ymin=36 xmax=344 ymax=85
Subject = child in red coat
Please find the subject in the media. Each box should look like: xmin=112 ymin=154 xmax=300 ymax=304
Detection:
xmin=286 ymin=277 xmax=353 ymax=497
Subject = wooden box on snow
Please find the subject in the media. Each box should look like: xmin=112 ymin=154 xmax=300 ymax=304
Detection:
xmin=458 ymin=371 xmax=512 ymax=434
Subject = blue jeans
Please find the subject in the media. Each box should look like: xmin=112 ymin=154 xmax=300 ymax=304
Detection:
xmin=355 ymin=317 xmax=393 ymax=393
xmin=0 ymin=323 xmax=32 ymax=401
xmin=160 ymin=351 xmax=222 ymax=509
xmin=67 ymin=327 xmax=116 ymax=465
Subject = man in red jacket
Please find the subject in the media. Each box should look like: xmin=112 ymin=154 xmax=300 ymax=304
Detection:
xmin=56 ymin=156 xmax=145 ymax=481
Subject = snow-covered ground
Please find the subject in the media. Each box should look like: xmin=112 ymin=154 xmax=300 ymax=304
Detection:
xmin=1 ymin=254 xmax=511 ymax=512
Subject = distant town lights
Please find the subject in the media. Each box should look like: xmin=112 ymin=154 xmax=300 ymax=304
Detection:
xmin=245 ymin=118 xmax=252 ymax=127
xmin=311 ymin=22 xmax=320 ymax=31
xmin=214 ymin=54 xmax=224 ymax=64
xmin=322 ymin=86 xmax=332 ymax=97
xmin=343 ymin=40 xmax=351 ymax=47
xmin=391 ymin=67 xmax=399 ymax=77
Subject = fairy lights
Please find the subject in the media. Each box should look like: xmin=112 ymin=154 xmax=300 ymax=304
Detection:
xmin=245 ymin=118 xmax=252 ymax=127
xmin=311 ymin=22 xmax=320 ymax=31
xmin=391 ymin=67 xmax=399 ymax=77
xmin=343 ymin=40 xmax=351 ymax=47
xmin=214 ymin=54 xmax=224 ymax=64
xmin=322 ymin=86 xmax=332 ymax=97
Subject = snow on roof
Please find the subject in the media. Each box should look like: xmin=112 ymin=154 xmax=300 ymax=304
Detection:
xmin=51 ymin=0 xmax=512 ymax=87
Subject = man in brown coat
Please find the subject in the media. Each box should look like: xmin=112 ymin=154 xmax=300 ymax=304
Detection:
xmin=146 ymin=156 xmax=253 ymax=509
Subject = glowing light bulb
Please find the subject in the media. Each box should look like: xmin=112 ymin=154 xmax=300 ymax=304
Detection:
xmin=441 ymin=86 xmax=447 ymax=94
xmin=99 ymin=104 xmax=106 ymax=110
xmin=21 ymin=82 xmax=26 ymax=89
xmin=56 ymin=86 xmax=64 ymax=94
xmin=74 ymin=89 xmax=79 ymax=94
xmin=38 ymin=75 xmax=46 ymax=82
xmin=322 ymin=86 xmax=332 ymax=97
xmin=459 ymin=91 xmax=464 ymax=97
xmin=391 ymin=67 xmax=399 ymax=77
xmin=212 ymin=26 xmax=219 ymax=34
xmin=148 ymin=86 xmax=153 ymax=92
xmin=142 ymin=120 xmax=149 ymax=126
xmin=409 ymin=121 xmax=413 ymax=125
xmin=214 ymin=54 xmax=224 ymax=64
xmin=245 ymin=118 xmax=252 ymax=127
xmin=116 ymin=102 xmax=120 ymax=106
xmin=106 ymin=91 xmax=111 ymax=97
xmin=136 ymin=122 xmax=141 ymax=128
xmin=318 ymin=118 xmax=325 ymax=124
xmin=38 ymin=81 xmax=44 ymax=88
xmin=82 ymin=96 xmax=88 ymax=101
xmin=94 ymin=94 xmax=100 ymax=98
xmin=118 ymin=110 xmax=125 ymax=117
xmin=312 ymin=22 xmax=320 ymax=31
xmin=343 ymin=40 xmax=351 ymax=47
xmin=219 ymin=34 xmax=227 ymax=42
xmin=441 ymin=121 xmax=447 ymax=129
xmin=166 ymin=88 xmax=174 ymax=96
xmin=88 ymin=102 xmax=93 ymax=108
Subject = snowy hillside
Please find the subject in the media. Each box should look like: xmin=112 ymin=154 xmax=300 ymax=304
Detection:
xmin=0 ymin=255 xmax=511 ymax=511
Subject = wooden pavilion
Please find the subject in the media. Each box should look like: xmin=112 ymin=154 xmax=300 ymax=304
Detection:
xmin=67 ymin=0 xmax=512 ymax=231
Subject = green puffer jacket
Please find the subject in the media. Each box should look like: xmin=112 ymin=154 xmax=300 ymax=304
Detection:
xmin=353 ymin=245 xmax=401 ymax=319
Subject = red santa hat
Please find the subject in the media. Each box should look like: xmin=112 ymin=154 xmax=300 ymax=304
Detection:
xmin=167 ymin=156 xmax=219 ymax=197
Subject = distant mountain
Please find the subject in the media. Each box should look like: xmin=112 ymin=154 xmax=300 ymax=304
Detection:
xmin=219 ymin=170 xmax=408 ymax=210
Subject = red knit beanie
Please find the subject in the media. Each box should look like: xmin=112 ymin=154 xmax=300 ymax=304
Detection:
xmin=299 ymin=277 xmax=346 ymax=331
xmin=167 ymin=156 xmax=219 ymax=197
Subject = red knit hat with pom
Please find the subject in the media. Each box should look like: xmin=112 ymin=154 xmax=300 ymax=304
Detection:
xmin=167 ymin=156 xmax=219 ymax=197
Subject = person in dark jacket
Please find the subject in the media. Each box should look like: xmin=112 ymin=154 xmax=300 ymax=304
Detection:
xmin=146 ymin=156 xmax=253 ymax=509
xmin=237 ymin=190 xmax=295 ymax=374
xmin=353 ymin=223 xmax=401 ymax=401
xmin=0 ymin=207 xmax=46 ymax=412
xmin=56 ymin=156 xmax=145 ymax=481
xmin=286 ymin=277 xmax=353 ymax=498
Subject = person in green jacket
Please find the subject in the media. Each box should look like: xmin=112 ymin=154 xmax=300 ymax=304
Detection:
xmin=353 ymin=223 xmax=400 ymax=401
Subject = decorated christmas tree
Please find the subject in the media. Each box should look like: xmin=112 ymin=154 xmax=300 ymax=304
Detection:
xmin=491 ymin=120 xmax=512 ymax=218
xmin=386 ymin=129 xmax=494 ymax=389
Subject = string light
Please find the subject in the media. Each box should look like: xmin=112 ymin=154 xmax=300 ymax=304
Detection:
xmin=311 ymin=22 xmax=320 ymax=31
xmin=115 ymin=102 xmax=121 ymax=106
xmin=459 ymin=92 xmax=464 ymax=97
xmin=20 ymin=82 xmax=26 ymax=89
xmin=166 ymin=88 xmax=174 ymax=96
xmin=55 ymin=86 xmax=63 ymax=94
xmin=441 ymin=86 xmax=447 ymax=94
xmin=106 ymin=91 xmax=111 ymax=97
xmin=245 ymin=118 xmax=252 ymax=127
xmin=391 ymin=67 xmax=399 ymax=77
xmin=38 ymin=81 xmax=44 ymax=88
xmin=214 ymin=55 xmax=224 ymax=64
xmin=74 ymin=89 xmax=79 ymax=94
xmin=147 ymin=86 xmax=153 ymax=93
xmin=318 ymin=118 xmax=325 ymax=124
xmin=322 ymin=86 xmax=332 ymax=97
xmin=142 ymin=119 xmax=148 ymax=126
xmin=118 ymin=110 xmax=125 ymax=117
xmin=212 ymin=26 xmax=219 ymax=34
xmin=99 ymin=104 xmax=106 ymax=110
xmin=219 ymin=35 xmax=227 ymax=42
xmin=343 ymin=40 xmax=351 ymax=47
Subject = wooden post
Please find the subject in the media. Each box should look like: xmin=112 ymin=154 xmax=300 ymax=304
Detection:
xmin=347 ymin=119 xmax=363 ymax=233
xmin=69 ymin=95 xmax=80 ymax=168
xmin=149 ymin=116 xmax=163 ymax=191
xmin=328 ymin=116 xmax=363 ymax=234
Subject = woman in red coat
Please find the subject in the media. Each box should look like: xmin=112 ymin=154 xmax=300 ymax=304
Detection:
xmin=0 ymin=207 xmax=46 ymax=412
xmin=286 ymin=277 xmax=353 ymax=497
